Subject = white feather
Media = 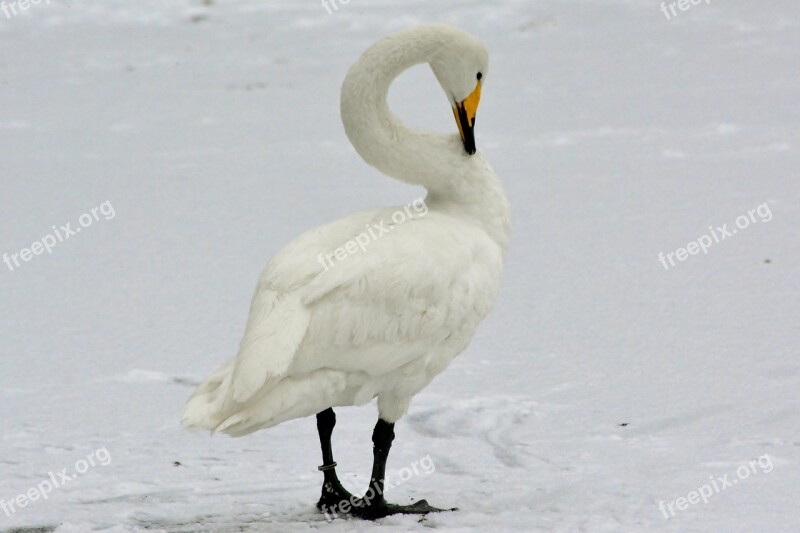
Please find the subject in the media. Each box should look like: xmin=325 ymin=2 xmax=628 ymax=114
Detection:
xmin=183 ymin=24 xmax=511 ymax=437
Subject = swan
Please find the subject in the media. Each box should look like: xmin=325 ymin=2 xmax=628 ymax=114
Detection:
xmin=182 ymin=23 xmax=511 ymax=520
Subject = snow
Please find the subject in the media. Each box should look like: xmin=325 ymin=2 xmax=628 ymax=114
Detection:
xmin=1 ymin=0 xmax=798 ymax=531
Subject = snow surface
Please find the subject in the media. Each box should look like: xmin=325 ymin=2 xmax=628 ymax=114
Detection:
xmin=1 ymin=0 xmax=799 ymax=531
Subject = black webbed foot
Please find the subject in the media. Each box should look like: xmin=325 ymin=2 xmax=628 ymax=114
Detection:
xmin=350 ymin=498 xmax=455 ymax=520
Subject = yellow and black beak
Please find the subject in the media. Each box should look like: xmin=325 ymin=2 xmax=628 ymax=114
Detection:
xmin=452 ymin=81 xmax=482 ymax=155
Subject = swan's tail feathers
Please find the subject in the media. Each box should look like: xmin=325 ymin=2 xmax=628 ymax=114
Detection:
xmin=208 ymin=369 xmax=358 ymax=438
xmin=230 ymin=291 xmax=311 ymax=403
xmin=182 ymin=365 xmax=359 ymax=437
xmin=181 ymin=358 xmax=237 ymax=433
xmin=182 ymin=292 xmax=311 ymax=434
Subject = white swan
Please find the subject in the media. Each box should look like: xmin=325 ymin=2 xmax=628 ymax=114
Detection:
xmin=183 ymin=23 xmax=511 ymax=519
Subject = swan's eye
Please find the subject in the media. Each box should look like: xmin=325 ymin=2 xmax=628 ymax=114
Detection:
xmin=477 ymin=72 xmax=483 ymax=81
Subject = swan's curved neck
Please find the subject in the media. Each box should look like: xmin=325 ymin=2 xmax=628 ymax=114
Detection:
xmin=340 ymin=27 xmax=511 ymax=253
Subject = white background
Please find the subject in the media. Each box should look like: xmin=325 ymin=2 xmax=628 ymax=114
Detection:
xmin=1 ymin=0 xmax=798 ymax=531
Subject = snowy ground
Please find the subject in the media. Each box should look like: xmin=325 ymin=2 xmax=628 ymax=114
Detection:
xmin=1 ymin=0 xmax=799 ymax=531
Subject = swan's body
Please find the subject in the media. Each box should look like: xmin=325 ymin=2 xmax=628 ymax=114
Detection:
xmin=183 ymin=24 xmax=510 ymax=519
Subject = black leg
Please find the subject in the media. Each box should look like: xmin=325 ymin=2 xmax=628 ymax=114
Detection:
xmin=315 ymin=408 xmax=356 ymax=513
xmin=366 ymin=418 xmax=394 ymax=507
xmin=349 ymin=419 xmax=454 ymax=520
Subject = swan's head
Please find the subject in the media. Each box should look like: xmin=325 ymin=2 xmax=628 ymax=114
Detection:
xmin=429 ymin=29 xmax=489 ymax=155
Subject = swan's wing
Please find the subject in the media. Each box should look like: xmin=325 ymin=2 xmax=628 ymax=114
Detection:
xmin=230 ymin=290 xmax=309 ymax=402
xmin=230 ymin=207 xmax=502 ymax=403
xmin=297 ymin=210 xmax=504 ymax=374
xmin=229 ymin=208 xmax=382 ymax=402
